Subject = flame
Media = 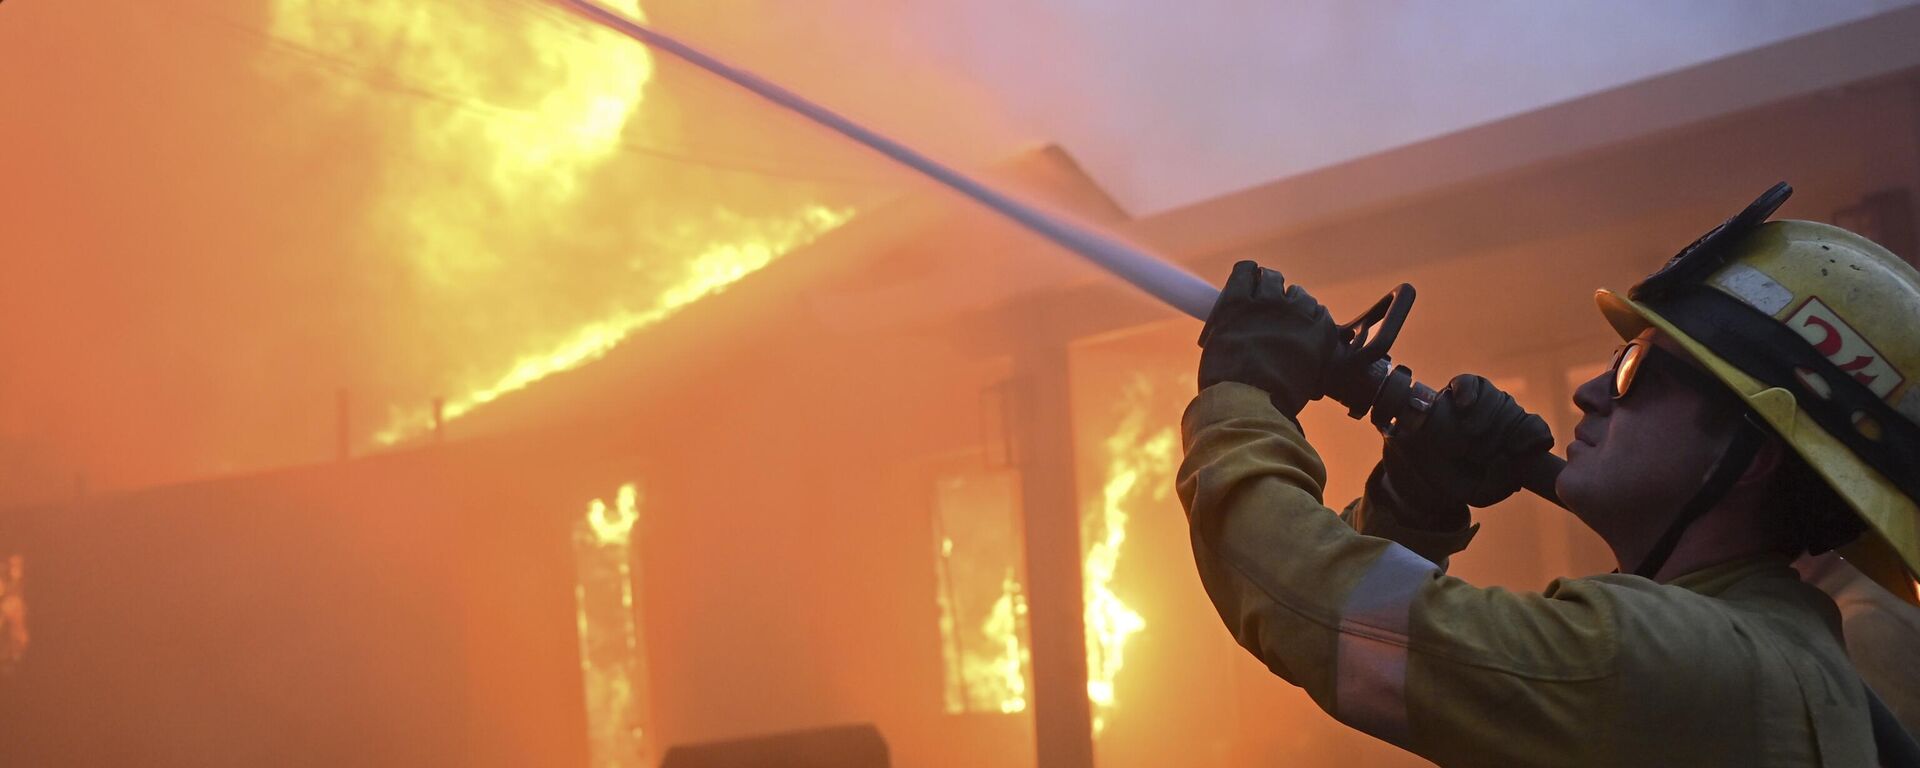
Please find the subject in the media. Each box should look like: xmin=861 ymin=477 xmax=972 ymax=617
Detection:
xmin=931 ymin=372 xmax=1167 ymax=732
xmin=934 ymin=566 xmax=1029 ymax=715
xmin=265 ymin=0 xmax=857 ymax=447
xmin=0 ymin=555 xmax=25 ymax=674
xmin=587 ymin=482 xmax=643 ymax=547
xmin=933 ymin=470 xmax=1033 ymax=716
xmin=959 ymin=571 xmax=1031 ymax=714
xmin=573 ymin=482 xmax=649 ymax=767
xmin=270 ymin=0 xmax=656 ymax=284
xmin=1084 ymin=375 xmax=1169 ymax=735
xmin=374 ymin=206 xmax=853 ymax=444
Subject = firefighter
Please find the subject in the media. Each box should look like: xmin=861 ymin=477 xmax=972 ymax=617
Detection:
xmin=1178 ymin=183 xmax=1920 ymax=766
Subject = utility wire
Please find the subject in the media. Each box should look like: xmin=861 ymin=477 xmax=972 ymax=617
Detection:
xmin=552 ymin=0 xmax=1225 ymax=321
xmin=151 ymin=0 xmax=900 ymax=189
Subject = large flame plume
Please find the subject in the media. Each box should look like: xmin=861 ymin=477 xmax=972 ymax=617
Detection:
xmin=374 ymin=205 xmax=852 ymax=444
xmin=265 ymin=0 xmax=857 ymax=448
xmin=269 ymin=0 xmax=656 ymax=286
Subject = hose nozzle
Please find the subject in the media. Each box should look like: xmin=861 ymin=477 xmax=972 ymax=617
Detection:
xmin=1324 ymin=284 xmax=1566 ymax=508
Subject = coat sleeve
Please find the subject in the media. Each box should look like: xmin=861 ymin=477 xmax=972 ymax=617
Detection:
xmin=1337 ymin=464 xmax=1479 ymax=570
xmin=1178 ymin=382 xmax=1629 ymax=766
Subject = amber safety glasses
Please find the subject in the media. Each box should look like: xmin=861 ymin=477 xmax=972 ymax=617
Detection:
xmin=1609 ymin=341 xmax=1650 ymax=400
xmin=1608 ymin=339 xmax=1724 ymax=401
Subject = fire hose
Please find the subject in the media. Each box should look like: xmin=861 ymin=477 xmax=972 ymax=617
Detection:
xmin=555 ymin=0 xmax=1566 ymax=508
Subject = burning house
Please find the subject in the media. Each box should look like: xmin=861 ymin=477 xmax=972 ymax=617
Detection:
xmin=4 ymin=3 xmax=1920 ymax=768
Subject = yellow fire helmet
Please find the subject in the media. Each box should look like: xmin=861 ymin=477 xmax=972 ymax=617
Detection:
xmin=1594 ymin=183 xmax=1920 ymax=605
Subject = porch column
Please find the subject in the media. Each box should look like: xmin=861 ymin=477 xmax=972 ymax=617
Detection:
xmin=1010 ymin=343 xmax=1095 ymax=768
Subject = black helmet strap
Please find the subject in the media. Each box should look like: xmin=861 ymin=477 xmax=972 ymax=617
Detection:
xmin=1633 ymin=415 xmax=1770 ymax=579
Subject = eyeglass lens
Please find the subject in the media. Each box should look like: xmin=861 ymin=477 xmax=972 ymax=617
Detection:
xmin=1613 ymin=342 xmax=1647 ymax=400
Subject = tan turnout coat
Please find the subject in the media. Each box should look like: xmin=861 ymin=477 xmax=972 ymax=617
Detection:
xmin=1176 ymin=382 xmax=1876 ymax=767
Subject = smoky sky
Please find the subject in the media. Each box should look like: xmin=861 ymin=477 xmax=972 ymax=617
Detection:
xmin=721 ymin=0 xmax=1910 ymax=213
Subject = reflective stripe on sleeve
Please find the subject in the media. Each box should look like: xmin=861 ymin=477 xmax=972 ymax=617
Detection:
xmin=1334 ymin=541 xmax=1437 ymax=748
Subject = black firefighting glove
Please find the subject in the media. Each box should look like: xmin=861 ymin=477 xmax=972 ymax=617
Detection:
xmin=1197 ymin=261 xmax=1341 ymax=423
xmin=1375 ymin=374 xmax=1553 ymax=530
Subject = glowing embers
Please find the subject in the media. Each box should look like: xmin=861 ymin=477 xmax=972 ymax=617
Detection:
xmin=932 ymin=469 xmax=1031 ymax=715
xmin=1083 ymin=375 xmax=1168 ymax=735
xmin=0 ymin=555 xmax=24 ymax=674
xmin=573 ymin=483 xmax=650 ymax=767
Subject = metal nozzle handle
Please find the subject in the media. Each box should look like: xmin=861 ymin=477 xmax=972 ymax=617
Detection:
xmin=1326 ymin=287 xmax=1568 ymax=510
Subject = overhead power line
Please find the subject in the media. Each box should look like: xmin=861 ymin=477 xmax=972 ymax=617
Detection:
xmin=149 ymin=0 xmax=901 ymax=189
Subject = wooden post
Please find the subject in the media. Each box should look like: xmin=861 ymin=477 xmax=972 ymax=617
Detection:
xmin=1010 ymin=344 xmax=1095 ymax=768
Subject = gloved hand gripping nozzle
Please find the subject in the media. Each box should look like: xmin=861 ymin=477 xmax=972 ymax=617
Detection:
xmin=1322 ymin=284 xmax=1566 ymax=509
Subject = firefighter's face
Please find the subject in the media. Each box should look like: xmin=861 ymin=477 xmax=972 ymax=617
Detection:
xmin=1559 ymin=329 xmax=1741 ymax=567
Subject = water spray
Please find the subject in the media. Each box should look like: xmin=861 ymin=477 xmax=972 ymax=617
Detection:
xmin=553 ymin=0 xmax=1565 ymax=507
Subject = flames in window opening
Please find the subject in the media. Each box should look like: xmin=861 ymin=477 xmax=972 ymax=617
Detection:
xmin=932 ymin=371 xmax=1167 ymax=735
xmin=573 ymin=483 xmax=649 ymax=768
xmin=933 ymin=470 xmax=1031 ymax=715
xmin=0 ymin=555 xmax=25 ymax=674
xmin=1084 ymin=375 xmax=1168 ymax=735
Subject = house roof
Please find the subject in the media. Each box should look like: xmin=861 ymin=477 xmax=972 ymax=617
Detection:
xmin=433 ymin=143 xmax=1131 ymax=443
